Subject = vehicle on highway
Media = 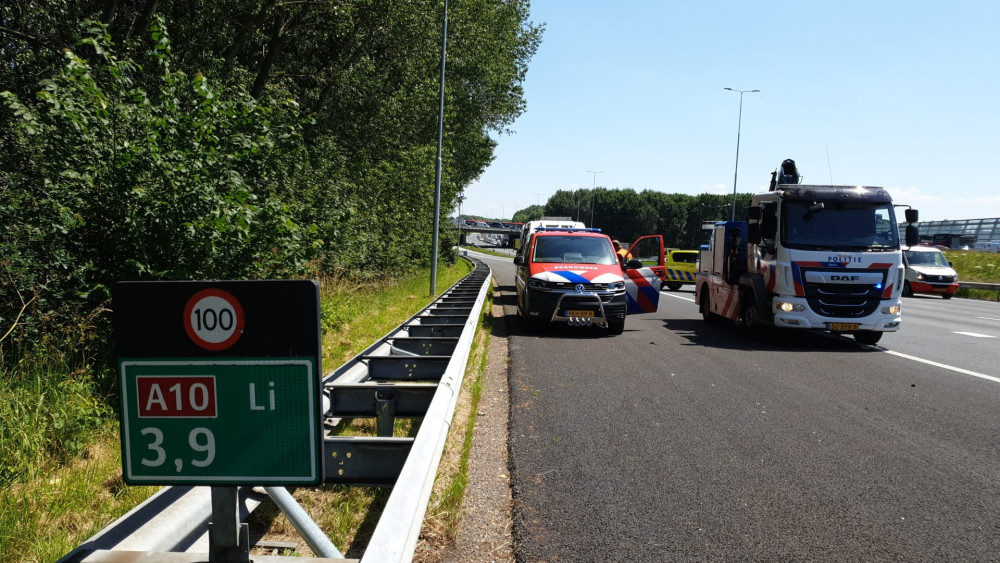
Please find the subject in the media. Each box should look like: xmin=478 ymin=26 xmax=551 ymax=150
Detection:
xmin=973 ymin=240 xmax=1000 ymax=252
xmin=662 ymin=249 xmax=699 ymax=290
xmin=514 ymin=227 xmax=660 ymax=334
xmin=695 ymin=158 xmax=919 ymax=345
xmin=901 ymin=245 xmax=959 ymax=298
xmin=516 ymin=217 xmax=586 ymax=252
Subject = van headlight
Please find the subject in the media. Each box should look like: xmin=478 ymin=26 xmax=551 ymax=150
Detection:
xmin=775 ymin=300 xmax=805 ymax=312
xmin=528 ymin=278 xmax=551 ymax=289
xmin=915 ymin=273 xmax=925 ymax=281
xmin=608 ymin=281 xmax=625 ymax=290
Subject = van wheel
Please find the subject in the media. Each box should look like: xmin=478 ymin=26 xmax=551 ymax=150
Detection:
xmin=519 ymin=312 xmax=540 ymax=330
xmin=854 ymin=330 xmax=883 ymax=345
xmin=902 ymin=281 xmax=913 ymax=297
xmin=666 ymin=282 xmax=682 ymax=291
xmin=607 ymin=319 xmax=625 ymax=335
xmin=941 ymin=294 xmax=953 ymax=300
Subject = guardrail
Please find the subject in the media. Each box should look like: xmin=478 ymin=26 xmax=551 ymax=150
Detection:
xmin=960 ymin=281 xmax=1000 ymax=300
xmin=60 ymin=257 xmax=492 ymax=562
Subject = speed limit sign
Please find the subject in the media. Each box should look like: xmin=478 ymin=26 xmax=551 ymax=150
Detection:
xmin=183 ymin=288 xmax=245 ymax=351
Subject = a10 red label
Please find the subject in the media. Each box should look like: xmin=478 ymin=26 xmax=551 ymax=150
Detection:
xmin=137 ymin=375 xmax=218 ymax=418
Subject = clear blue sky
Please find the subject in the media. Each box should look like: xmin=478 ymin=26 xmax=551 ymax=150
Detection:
xmin=461 ymin=0 xmax=1000 ymax=223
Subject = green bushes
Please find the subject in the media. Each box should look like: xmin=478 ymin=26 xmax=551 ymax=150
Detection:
xmin=2 ymin=20 xmax=318 ymax=355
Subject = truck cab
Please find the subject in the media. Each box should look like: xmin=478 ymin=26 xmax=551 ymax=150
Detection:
xmin=696 ymin=170 xmax=918 ymax=345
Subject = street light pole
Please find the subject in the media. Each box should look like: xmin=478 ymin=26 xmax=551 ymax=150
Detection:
xmin=430 ymin=0 xmax=448 ymax=295
xmin=587 ymin=170 xmax=603 ymax=226
xmin=724 ymin=88 xmax=759 ymax=221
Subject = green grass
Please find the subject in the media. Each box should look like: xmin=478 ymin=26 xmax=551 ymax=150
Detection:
xmin=0 ymin=258 xmax=475 ymax=562
xmin=943 ymin=249 xmax=1000 ymax=302
xmin=943 ymin=249 xmax=1000 ymax=283
xmin=427 ymin=289 xmax=493 ymax=538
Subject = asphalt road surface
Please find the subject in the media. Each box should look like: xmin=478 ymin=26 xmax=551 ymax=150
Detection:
xmin=468 ymin=249 xmax=1000 ymax=562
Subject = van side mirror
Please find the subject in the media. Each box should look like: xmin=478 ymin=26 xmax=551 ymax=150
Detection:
xmin=624 ymin=258 xmax=643 ymax=270
xmin=513 ymin=255 xmax=524 ymax=265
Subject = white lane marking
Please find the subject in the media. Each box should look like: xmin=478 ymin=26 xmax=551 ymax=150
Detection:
xmin=882 ymin=350 xmax=1000 ymax=384
xmin=952 ymin=331 xmax=997 ymax=338
xmin=662 ymin=292 xmax=695 ymax=303
xmin=974 ymin=316 xmax=1000 ymax=322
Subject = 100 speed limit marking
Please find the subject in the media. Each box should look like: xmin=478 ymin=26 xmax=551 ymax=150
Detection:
xmin=183 ymin=288 xmax=245 ymax=351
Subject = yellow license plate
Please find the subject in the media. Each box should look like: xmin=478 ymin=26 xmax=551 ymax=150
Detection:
xmin=566 ymin=310 xmax=594 ymax=317
xmin=829 ymin=323 xmax=859 ymax=331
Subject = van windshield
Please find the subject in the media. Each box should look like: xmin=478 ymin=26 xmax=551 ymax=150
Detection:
xmin=532 ymin=236 xmax=617 ymax=265
xmin=905 ymin=250 xmax=950 ymax=267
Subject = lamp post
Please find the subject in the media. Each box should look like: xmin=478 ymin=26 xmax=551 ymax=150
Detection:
xmin=587 ymin=170 xmax=603 ymax=226
xmin=724 ymin=88 xmax=759 ymax=221
xmin=430 ymin=0 xmax=448 ymax=295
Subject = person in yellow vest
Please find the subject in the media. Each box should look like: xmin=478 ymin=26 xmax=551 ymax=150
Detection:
xmin=613 ymin=240 xmax=631 ymax=268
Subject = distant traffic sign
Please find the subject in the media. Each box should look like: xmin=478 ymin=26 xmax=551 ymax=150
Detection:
xmin=114 ymin=280 xmax=322 ymax=485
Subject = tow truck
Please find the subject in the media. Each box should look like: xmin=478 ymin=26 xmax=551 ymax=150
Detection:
xmin=694 ymin=159 xmax=919 ymax=345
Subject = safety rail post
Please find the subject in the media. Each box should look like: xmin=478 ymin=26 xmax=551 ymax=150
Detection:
xmin=208 ymin=487 xmax=250 ymax=562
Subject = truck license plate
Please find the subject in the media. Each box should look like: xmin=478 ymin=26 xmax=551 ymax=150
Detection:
xmin=829 ymin=323 xmax=859 ymax=331
xmin=565 ymin=310 xmax=594 ymax=317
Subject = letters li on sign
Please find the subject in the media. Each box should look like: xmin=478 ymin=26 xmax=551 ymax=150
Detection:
xmin=113 ymin=280 xmax=322 ymax=486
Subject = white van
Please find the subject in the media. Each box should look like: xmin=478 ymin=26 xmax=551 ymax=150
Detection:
xmin=901 ymin=245 xmax=959 ymax=299
xmin=516 ymin=218 xmax=586 ymax=252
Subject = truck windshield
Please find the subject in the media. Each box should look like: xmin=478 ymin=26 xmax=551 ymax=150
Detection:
xmin=781 ymin=201 xmax=899 ymax=251
xmin=532 ymin=236 xmax=618 ymax=264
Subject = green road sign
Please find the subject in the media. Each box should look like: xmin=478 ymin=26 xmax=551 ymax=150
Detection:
xmin=120 ymin=358 xmax=319 ymax=484
xmin=113 ymin=280 xmax=323 ymax=485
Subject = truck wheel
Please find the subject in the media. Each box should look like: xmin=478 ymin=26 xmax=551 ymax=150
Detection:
xmin=700 ymin=291 xmax=718 ymax=324
xmin=607 ymin=319 xmax=625 ymax=335
xmin=853 ymin=330 xmax=883 ymax=345
xmin=739 ymin=292 xmax=759 ymax=330
xmin=902 ymin=281 xmax=914 ymax=297
xmin=666 ymin=282 xmax=682 ymax=291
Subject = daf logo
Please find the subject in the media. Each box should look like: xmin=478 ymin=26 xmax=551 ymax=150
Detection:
xmin=575 ymin=284 xmax=585 ymax=293
xmin=830 ymin=275 xmax=860 ymax=282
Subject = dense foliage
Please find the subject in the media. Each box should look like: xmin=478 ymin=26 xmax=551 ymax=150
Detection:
xmin=0 ymin=1 xmax=542 ymax=358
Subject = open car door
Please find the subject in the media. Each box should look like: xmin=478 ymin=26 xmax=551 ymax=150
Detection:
xmin=628 ymin=235 xmax=665 ymax=281
xmin=624 ymin=266 xmax=662 ymax=314
xmin=625 ymin=234 xmax=664 ymax=314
